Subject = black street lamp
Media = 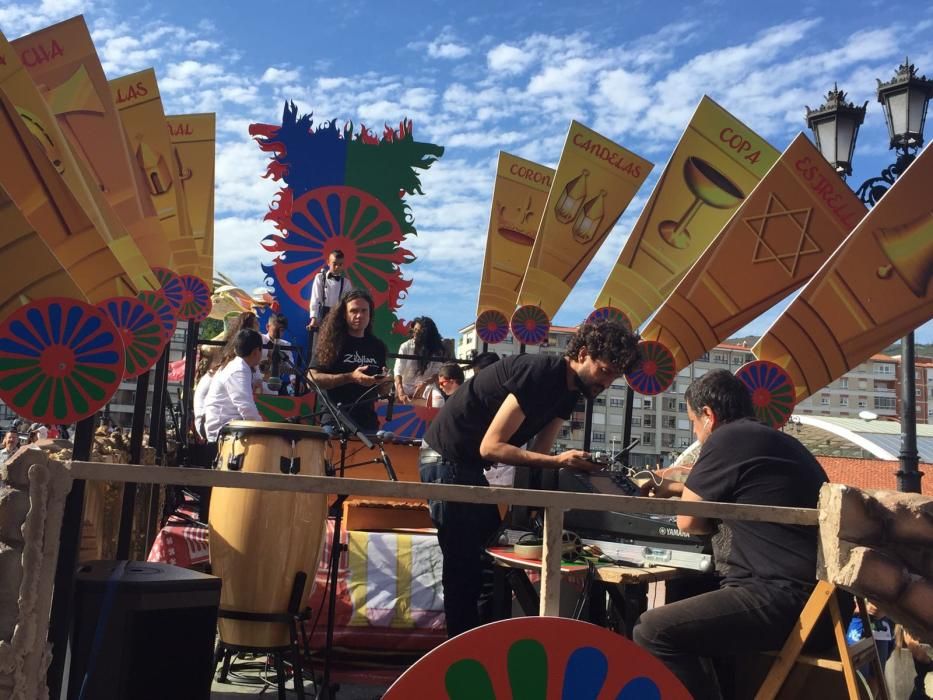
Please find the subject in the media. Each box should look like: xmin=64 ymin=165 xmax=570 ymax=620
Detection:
xmin=805 ymin=84 xmax=866 ymax=177
xmin=806 ymin=59 xmax=932 ymax=494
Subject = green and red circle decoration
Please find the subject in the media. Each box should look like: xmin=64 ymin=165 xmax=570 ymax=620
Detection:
xmin=510 ymin=305 xmax=550 ymax=346
xmin=152 ymin=267 xmax=185 ymax=312
xmin=585 ymin=306 xmax=632 ymax=331
xmin=0 ymin=298 xmax=124 ymax=424
xmin=176 ymin=274 xmax=212 ymax=322
xmin=735 ymin=360 xmax=796 ymax=428
xmin=100 ymin=297 xmax=165 ymax=379
xmin=384 ymin=617 xmax=688 ymax=699
xmin=476 ymin=309 xmax=510 ymax=345
xmin=625 ymin=340 xmax=675 ymax=396
xmin=137 ymin=290 xmax=178 ymax=343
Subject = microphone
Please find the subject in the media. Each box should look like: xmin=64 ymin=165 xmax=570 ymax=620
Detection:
xmin=376 ymin=430 xmax=396 ymax=444
xmin=385 ymin=388 xmax=396 ymax=422
xmin=268 ymin=337 xmax=282 ymax=392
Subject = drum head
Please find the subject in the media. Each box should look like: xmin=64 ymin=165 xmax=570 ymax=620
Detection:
xmin=220 ymin=420 xmax=331 ymax=441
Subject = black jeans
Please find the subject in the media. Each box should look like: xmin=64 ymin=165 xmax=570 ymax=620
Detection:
xmin=633 ymin=582 xmax=820 ymax=700
xmin=419 ymin=454 xmax=501 ymax=638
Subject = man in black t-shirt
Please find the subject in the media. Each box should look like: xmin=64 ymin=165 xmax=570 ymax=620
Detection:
xmin=309 ymin=289 xmax=390 ymax=432
xmin=633 ymin=369 xmax=830 ymax=699
xmin=421 ymin=321 xmax=640 ymax=637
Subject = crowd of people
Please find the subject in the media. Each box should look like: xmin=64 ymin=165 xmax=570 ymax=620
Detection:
xmin=0 ymin=422 xmax=73 ymax=465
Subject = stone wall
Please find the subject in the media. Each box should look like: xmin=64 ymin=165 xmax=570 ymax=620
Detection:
xmin=0 ymin=445 xmax=72 ymax=699
xmin=818 ymin=482 xmax=933 ymax=643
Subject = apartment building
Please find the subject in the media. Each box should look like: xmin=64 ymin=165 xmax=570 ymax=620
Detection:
xmin=457 ymin=324 xmax=930 ymax=467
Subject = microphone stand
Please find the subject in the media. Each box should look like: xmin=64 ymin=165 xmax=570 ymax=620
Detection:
xmin=301 ymin=361 xmax=385 ymax=699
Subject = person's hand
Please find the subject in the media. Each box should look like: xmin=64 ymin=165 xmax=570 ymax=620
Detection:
xmin=413 ymin=382 xmax=428 ymax=399
xmin=306 ymin=318 xmax=318 ymax=331
xmin=351 ymin=366 xmax=382 ymax=386
xmin=643 ymin=477 xmax=682 ymax=499
xmin=555 ymin=449 xmax=598 ymax=471
xmin=396 ymin=387 xmax=411 ymax=403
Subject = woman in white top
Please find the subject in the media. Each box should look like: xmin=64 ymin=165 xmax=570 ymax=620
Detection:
xmin=192 ymin=351 xmax=216 ymax=441
xmin=394 ymin=316 xmax=446 ymax=402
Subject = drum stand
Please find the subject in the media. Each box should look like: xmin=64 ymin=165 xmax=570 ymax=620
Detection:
xmin=213 ymin=572 xmax=312 ymax=699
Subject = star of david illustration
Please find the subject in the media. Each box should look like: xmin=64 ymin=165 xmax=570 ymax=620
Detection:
xmin=743 ymin=192 xmax=821 ymax=276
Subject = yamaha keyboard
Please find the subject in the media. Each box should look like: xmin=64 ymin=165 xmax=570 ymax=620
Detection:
xmin=558 ymin=468 xmax=713 ymax=572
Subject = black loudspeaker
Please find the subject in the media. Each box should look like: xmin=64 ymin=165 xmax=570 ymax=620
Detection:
xmin=67 ymin=561 xmax=221 ymax=700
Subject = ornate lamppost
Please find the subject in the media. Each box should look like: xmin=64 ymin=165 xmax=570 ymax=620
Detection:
xmin=805 ymin=59 xmax=933 ymax=493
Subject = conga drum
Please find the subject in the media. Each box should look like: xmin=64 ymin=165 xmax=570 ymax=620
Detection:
xmin=209 ymin=421 xmax=330 ymax=648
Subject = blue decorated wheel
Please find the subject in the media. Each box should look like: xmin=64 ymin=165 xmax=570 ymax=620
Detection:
xmin=99 ymin=297 xmax=166 ymax=379
xmin=736 ymin=360 xmax=796 ymax=428
xmin=137 ymin=290 xmax=178 ymax=344
xmin=0 ymin=298 xmax=124 ymax=424
xmin=476 ymin=310 xmax=510 ymax=345
xmin=510 ymin=305 xmax=550 ymax=346
xmin=152 ymin=267 xmax=185 ymax=311
xmin=585 ymin=306 xmax=632 ymax=331
xmin=625 ymin=340 xmax=675 ymax=395
xmin=177 ymin=274 xmax=212 ymax=322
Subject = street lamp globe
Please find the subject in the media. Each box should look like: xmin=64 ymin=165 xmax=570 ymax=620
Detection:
xmin=805 ymin=84 xmax=867 ymax=176
xmin=877 ymin=58 xmax=933 ymax=152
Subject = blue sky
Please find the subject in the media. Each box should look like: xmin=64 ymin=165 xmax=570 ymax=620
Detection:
xmin=2 ymin=0 xmax=932 ymax=343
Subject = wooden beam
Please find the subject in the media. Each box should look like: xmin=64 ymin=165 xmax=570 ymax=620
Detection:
xmin=66 ymin=461 xmax=820 ymax=526
xmin=539 ymin=507 xmax=564 ymax=616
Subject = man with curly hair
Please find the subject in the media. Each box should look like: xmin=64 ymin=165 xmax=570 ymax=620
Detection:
xmin=420 ymin=320 xmax=640 ymax=637
xmin=309 ymin=289 xmax=391 ymax=432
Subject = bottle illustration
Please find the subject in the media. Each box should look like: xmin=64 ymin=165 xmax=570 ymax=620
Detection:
xmin=572 ymin=189 xmax=606 ymax=243
xmin=554 ymin=169 xmax=588 ymax=224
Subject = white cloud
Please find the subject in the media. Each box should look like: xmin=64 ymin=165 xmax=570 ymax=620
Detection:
xmin=261 ymin=66 xmax=300 ymax=84
xmin=427 ymin=40 xmax=470 ymax=59
xmin=487 ymin=44 xmax=532 ymax=75
xmin=213 ymin=215 xmax=277 ymax=283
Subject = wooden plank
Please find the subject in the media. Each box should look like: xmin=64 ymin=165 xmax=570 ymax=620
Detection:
xmin=539 ymin=507 xmax=564 ymax=616
xmin=66 ymin=462 xmax=819 ymax=526
xmin=595 ymin=565 xmax=682 ymax=585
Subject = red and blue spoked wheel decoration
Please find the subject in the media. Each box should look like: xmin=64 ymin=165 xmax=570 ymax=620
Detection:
xmin=376 ymin=402 xmax=439 ymax=440
xmin=736 ymin=360 xmax=796 ymax=428
xmin=585 ymin=306 xmax=632 ymax=331
xmin=152 ymin=267 xmax=185 ymax=312
xmin=0 ymin=298 xmax=125 ymax=424
xmin=625 ymin=340 xmax=675 ymax=396
xmin=384 ymin=617 xmax=689 ymax=699
xmin=99 ymin=296 xmax=166 ymax=379
xmin=263 ymin=185 xmax=409 ymax=312
xmin=476 ymin=309 xmax=510 ymax=345
xmin=176 ymin=274 xmax=212 ymax=322
xmin=510 ymin=305 xmax=550 ymax=346
xmin=137 ymin=290 xmax=178 ymax=344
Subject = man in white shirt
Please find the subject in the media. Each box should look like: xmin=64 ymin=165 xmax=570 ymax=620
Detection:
xmin=0 ymin=430 xmax=20 ymax=464
xmin=307 ymin=250 xmax=354 ymax=331
xmin=203 ymin=329 xmax=264 ymax=442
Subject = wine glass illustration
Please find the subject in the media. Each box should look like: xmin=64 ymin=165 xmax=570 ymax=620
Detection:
xmin=658 ymin=157 xmax=745 ymax=249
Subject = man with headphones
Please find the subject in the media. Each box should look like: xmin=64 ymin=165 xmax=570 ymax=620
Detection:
xmin=633 ymin=369 xmax=831 ymax=700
